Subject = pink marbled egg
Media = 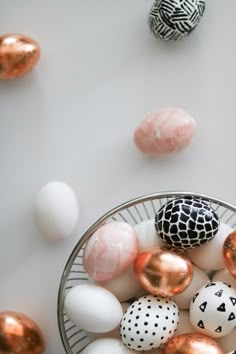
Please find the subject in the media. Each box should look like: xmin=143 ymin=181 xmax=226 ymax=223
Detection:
xmin=83 ymin=222 xmax=138 ymax=282
xmin=134 ymin=108 xmax=196 ymax=156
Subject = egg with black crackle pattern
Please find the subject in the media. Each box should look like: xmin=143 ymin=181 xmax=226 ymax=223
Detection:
xmin=120 ymin=295 xmax=179 ymax=351
xmin=155 ymin=196 xmax=219 ymax=249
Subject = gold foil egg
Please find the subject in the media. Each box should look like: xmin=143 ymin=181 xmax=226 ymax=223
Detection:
xmin=0 ymin=34 xmax=40 ymax=79
xmin=163 ymin=333 xmax=223 ymax=354
xmin=223 ymin=230 xmax=236 ymax=278
xmin=0 ymin=311 xmax=45 ymax=354
xmin=134 ymin=246 xmax=193 ymax=297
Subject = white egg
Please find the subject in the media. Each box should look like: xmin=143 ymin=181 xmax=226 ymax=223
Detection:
xmin=86 ymin=303 xmax=130 ymax=340
xmin=213 ymin=269 xmax=236 ymax=288
xmin=134 ymin=219 xmax=164 ymax=252
xmin=82 ymin=338 xmax=138 ymax=354
xmin=188 ymin=223 xmax=233 ymax=270
xmin=64 ymin=283 xmax=123 ymax=333
xmin=34 ymin=181 xmax=79 ymax=241
xmin=216 ymin=329 xmax=236 ymax=352
xmin=94 ymin=264 xmax=142 ymax=302
xmin=173 ymin=265 xmax=209 ymax=310
xmin=142 ymin=348 xmax=163 ymax=354
xmin=174 ymin=310 xmax=196 ymax=336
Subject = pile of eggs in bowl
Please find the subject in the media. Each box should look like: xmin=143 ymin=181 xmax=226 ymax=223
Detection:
xmin=64 ymin=197 xmax=236 ymax=354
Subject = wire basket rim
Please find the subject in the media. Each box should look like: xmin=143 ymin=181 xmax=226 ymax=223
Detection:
xmin=57 ymin=190 xmax=236 ymax=353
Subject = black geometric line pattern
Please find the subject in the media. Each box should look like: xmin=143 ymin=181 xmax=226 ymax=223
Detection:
xmin=215 ymin=289 xmax=223 ymax=297
xmin=217 ymin=303 xmax=226 ymax=312
xmin=155 ymin=197 xmax=219 ymax=249
xmin=197 ymin=320 xmax=204 ymax=329
xmin=199 ymin=301 xmax=207 ymax=312
xmin=230 ymin=297 xmax=236 ymax=306
xmin=228 ymin=312 xmax=236 ymax=321
xmin=149 ymin=0 xmax=206 ymax=41
xmin=215 ymin=326 xmax=222 ymax=333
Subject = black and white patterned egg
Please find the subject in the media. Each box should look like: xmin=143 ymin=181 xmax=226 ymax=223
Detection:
xmin=189 ymin=282 xmax=236 ymax=338
xmin=149 ymin=0 xmax=206 ymax=41
xmin=120 ymin=295 xmax=179 ymax=351
xmin=155 ymin=197 xmax=219 ymax=249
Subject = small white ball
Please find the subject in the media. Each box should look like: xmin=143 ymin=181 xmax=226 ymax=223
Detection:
xmin=174 ymin=310 xmax=196 ymax=337
xmin=34 ymin=181 xmax=79 ymax=241
xmin=94 ymin=264 xmax=142 ymax=302
xmin=216 ymin=329 xmax=236 ymax=353
xmin=82 ymin=338 xmax=138 ymax=354
xmin=188 ymin=223 xmax=233 ymax=270
xmin=213 ymin=269 xmax=236 ymax=289
xmin=134 ymin=219 xmax=164 ymax=252
xmin=173 ymin=265 xmax=209 ymax=310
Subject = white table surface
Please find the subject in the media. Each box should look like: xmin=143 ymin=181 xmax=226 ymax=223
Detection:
xmin=1 ymin=1 xmax=236 ymax=353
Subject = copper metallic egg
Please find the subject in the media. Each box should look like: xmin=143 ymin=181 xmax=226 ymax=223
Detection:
xmin=0 ymin=34 xmax=40 ymax=79
xmin=0 ymin=311 xmax=45 ymax=354
xmin=223 ymin=230 xmax=236 ymax=278
xmin=163 ymin=333 xmax=223 ymax=354
xmin=134 ymin=246 xmax=193 ymax=297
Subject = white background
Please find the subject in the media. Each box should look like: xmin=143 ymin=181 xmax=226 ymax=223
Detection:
xmin=1 ymin=1 xmax=235 ymax=353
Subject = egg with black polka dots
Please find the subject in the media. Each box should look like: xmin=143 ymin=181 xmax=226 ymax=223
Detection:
xmin=120 ymin=294 xmax=179 ymax=351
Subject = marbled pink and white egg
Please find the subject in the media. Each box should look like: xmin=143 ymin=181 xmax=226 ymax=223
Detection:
xmin=134 ymin=108 xmax=196 ymax=156
xmin=83 ymin=222 xmax=138 ymax=282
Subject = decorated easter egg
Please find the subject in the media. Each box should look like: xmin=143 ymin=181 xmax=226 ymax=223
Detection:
xmin=34 ymin=181 xmax=79 ymax=241
xmin=226 ymin=351 xmax=236 ymax=354
xmin=134 ymin=219 xmax=164 ymax=252
xmin=155 ymin=197 xmax=219 ymax=249
xmin=163 ymin=333 xmax=223 ymax=354
xmin=0 ymin=34 xmax=40 ymax=79
xmin=217 ymin=329 xmax=236 ymax=353
xmin=0 ymin=311 xmax=45 ymax=354
xmin=173 ymin=265 xmax=209 ymax=310
xmin=188 ymin=223 xmax=233 ymax=270
xmin=223 ymin=231 xmax=236 ymax=278
xmin=134 ymin=246 xmax=193 ymax=297
xmin=64 ymin=283 xmax=123 ymax=333
xmin=82 ymin=338 xmax=138 ymax=354
xmin=149 ymin=0 xmax=206 ymax=41
xmin=212 ymin=269 xmax=236 ymax=289
xmin=189 ymin=282 xmax=236 ymax=338
xmin=83 ymin=222 xmax=138 ymax=282
xmin=94 ymin=264 xmax=142 ymax=302
xmin=120 ymin=294 xmax=179 ymax=351
xmin=134 ymin=108 xmax=196 ymax=156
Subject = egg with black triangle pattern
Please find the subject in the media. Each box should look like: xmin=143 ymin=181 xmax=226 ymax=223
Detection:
xmin=189 ymin=282 xmax=236 ymax=338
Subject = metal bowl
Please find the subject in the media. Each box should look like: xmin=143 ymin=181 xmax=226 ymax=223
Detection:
xmin=57 ymin=191 xmax=236 ymax=354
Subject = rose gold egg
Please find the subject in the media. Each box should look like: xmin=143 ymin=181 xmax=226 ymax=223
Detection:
xmin=163 ymin=333 xmax=223 ymax=354
xmin=223 ymin=230 xmax=236 ymax=278
xmin=134 ymin=246 xmax=193 ymax=297
xmin=0 ymin=311 xmax=45 ymax=353
xmin=0 ymin=34 xmax=40 ymax=79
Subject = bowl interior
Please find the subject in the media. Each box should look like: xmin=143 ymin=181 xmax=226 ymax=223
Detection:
xmin=57 ymin=191 xmax=236 ymax=354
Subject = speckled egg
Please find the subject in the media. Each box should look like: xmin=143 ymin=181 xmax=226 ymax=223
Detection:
xmin=83 ymin=222 xmax=138 ymax=281
xmin=189 ymin=282 xmax=236 ymax=338
xmin=134 ymin=108 xmax=196 ymax=156
xmin=155 ymin=197 xmax=219 ymax=249
xmin=120 ymin=295 xmax=179 ymax=351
